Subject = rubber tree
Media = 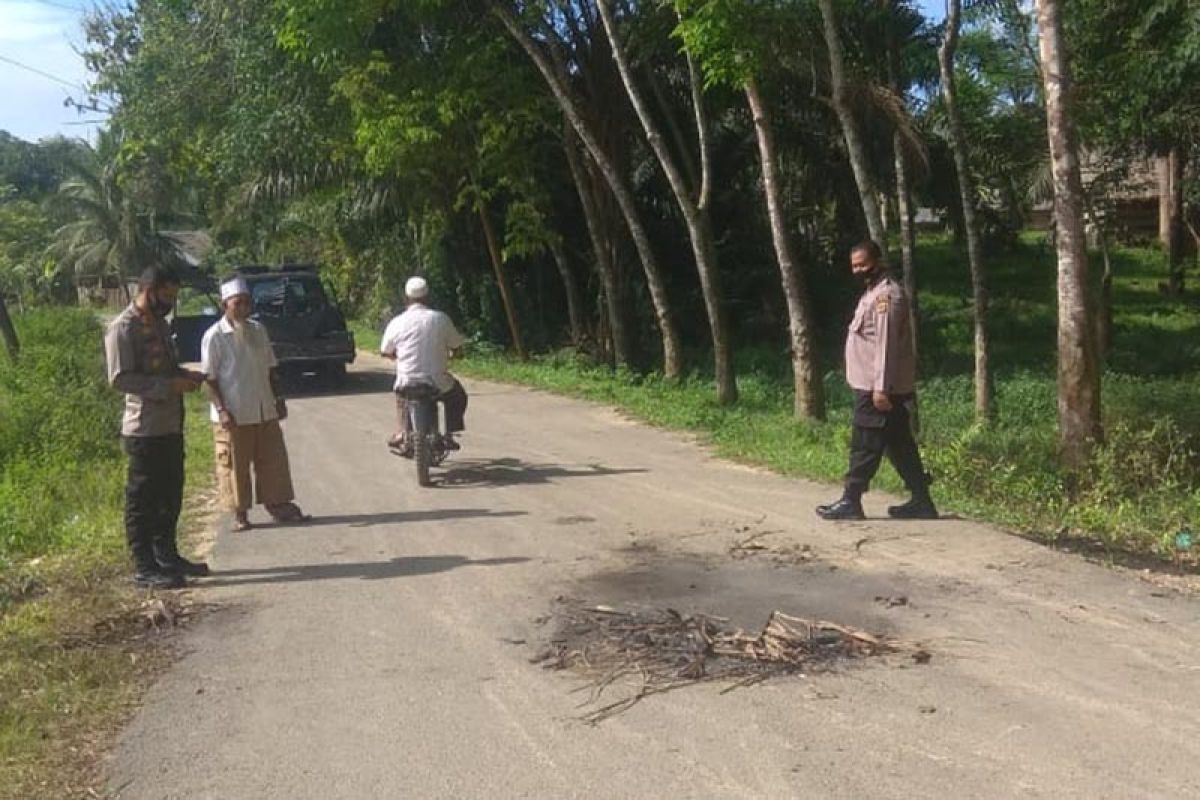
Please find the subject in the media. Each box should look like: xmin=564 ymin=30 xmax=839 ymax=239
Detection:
xmin=489 ymin=0 xmax=683 ymax=380
xmin=817 ymin=0 xmax=888 ymax=251
xmin=885 ymin=0 xmax=919 ymax=358
xmin=1035 ymin=0 xmax=1102 ymax=468
xmin=938 ymin=0 xmax=993 ymax=422
xmin=562 ymin=122 xmax=632 ymax=367
xmin=596 ymin=0 xmax=737 ymax=404
xmin=673 ymin=0 xmax=826 ymax=418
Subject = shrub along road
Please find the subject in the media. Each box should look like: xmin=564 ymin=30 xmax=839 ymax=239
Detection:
xmin=108 ymin=358 xmax=1200 ymax=798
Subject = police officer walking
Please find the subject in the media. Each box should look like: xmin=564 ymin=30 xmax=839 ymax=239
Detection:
xmin=817 ymin=241 xmax=937 ymax=521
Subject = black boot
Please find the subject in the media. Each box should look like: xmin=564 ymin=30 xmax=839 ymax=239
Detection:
xmin=133 ymin=567 xmax=186 ymax=590
xmin=154 ymin=537 xmax=211 ymax=577
xmin=887 ymin=494 xmax=939 ymax=520
xmin=160 ymin=555 xmax=211 ymax=577
xmin=816 ymin=496 xmax=865 ymax=521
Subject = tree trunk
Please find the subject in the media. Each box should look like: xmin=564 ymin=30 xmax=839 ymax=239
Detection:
xmin=1036 ymin=0 xmax=1103 ymax=469
xmin=817 ymin=0 xmax=888 ymax=252
xmin=745 ymin=78 xmax=825 ymax=420
xmin=595 ymin=0 xmax=736 ymax=405
xmin=0 ymin=295 xmax=19 ymax=361
xmin=1097 ymin=232 xmax=1114 ymax=358
xmin=886 ymin=3 xmax=919 ymax=359
xmin=491 ymin=1 xmax=681 ymax=379
xmin=1158 ymin=155 xmax=1172 ymax=246
xmin=894 ymin=135 xmax=919 ymax=360
xmin=548 ymin=236 xmax=586 ymax=348
xmin=1167 ymin=146 xmax=1186 ymax=296
xmin=562 ymin=124 xmax=631 ymax=368
xmin=478 ymin=204 xmax=527 ymax=360
xmin=939 ymin=0 xmax=992 ymax=422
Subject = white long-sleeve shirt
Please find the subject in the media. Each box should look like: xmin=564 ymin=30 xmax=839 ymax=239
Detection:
xmin=200 ymin=317 xmax=279 ymax=425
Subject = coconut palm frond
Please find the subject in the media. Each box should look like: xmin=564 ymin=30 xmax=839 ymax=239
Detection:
xmin=845 ymin=78 xmax=931 ymax=177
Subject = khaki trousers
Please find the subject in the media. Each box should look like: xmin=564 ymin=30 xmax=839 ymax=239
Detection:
xmin=213 ymin=420 xmax=295 ymax=512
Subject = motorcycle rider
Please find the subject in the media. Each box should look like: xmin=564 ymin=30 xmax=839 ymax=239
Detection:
xmin=381 ymin=277 xmax=468 ymax=454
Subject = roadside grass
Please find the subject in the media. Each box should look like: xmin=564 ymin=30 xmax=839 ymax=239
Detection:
xmin=0 ymin=308 xmax=215 ymax=800
xmin=454 ymin=236 xmax=1200 ymax=561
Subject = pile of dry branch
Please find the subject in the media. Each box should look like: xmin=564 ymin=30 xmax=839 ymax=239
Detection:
xmin=535 ymin=605 xmax=899 ymax=723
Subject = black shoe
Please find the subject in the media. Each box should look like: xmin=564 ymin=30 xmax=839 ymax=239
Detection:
xmin=133 ymin=569 xmax=186 ymax=590
xmin=159 ymin=556 xmax=211 ymax=577
xmin=441 ymin=435 xmax=461 ymax=451
xmin=887 ymin=496 xmax=939 ymax=520
xmin=815 ymin=497 xmax=866 ymax=521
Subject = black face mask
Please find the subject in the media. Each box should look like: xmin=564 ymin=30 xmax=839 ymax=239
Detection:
xmin=855 ymin=266 xmax=881 ymax=287
xmin=149 ymin=293 xmax=175 ymax=318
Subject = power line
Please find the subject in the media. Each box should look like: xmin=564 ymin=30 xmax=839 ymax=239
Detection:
xmin=0 ymin=52 xmax=86 ymax=90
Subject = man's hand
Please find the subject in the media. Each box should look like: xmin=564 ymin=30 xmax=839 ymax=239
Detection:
xmin=275 ymin=397 xmax=288 ymax=421
xmin=872 ymin=391 xmax=892 ymax=412
xmin=171 ymin=376 xmax=202 ymax=394
xmin=217 ymin=408 xmax=236 ymax=431
xmin=381 ymin=351 xmax=396 ymax=361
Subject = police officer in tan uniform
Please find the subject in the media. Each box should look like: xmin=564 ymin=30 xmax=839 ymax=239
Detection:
xmin=817 ymin=241 xmax=937 ymax=521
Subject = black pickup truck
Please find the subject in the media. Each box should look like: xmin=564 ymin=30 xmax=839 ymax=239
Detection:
xmin=173 ymin=265 xmax=356 ymax=383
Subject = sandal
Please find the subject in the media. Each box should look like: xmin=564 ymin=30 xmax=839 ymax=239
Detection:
xmin=267 ymin=502 xmax=312 ymax=524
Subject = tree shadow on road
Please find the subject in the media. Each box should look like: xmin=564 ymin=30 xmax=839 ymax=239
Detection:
xmin=256 ymin=508 xmax=528 ymax=529
xmin=436 ymin=457 xmax=646 ymax=488
xmin=202 ymin=554 xmax=531 ymax=587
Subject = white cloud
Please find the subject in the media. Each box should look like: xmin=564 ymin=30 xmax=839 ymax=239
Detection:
xmin=0 ymin=0 xmax=101 ymax=142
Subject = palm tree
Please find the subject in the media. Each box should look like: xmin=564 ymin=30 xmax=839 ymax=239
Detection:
xmin=46 ymin=133 xmax=188 ymax=298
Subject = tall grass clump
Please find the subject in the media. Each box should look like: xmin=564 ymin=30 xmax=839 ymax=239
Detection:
xmin=0 ymin=309 xmax=125 ymax=570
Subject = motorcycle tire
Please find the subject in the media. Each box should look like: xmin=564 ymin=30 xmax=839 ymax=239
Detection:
xmin=414 ymin=431 xmax=432 ymax=487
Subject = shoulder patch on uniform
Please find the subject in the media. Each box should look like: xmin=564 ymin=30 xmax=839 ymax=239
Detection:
xmin=875 ymin=296 xmax=889 ymax=315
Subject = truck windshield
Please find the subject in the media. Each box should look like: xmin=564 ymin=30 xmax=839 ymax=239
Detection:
xmin=249 ymin=275 xmax=328 ymax=316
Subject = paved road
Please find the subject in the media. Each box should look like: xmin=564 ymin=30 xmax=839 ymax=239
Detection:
xmin=109 ymin=359 xmax=1200 ymax=799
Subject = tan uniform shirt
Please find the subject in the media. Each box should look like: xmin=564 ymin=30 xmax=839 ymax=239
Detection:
xmin=844 ymin=274 xmax=916 ymax=395
xmin=104 ymin=303 xmax=185 ymax=437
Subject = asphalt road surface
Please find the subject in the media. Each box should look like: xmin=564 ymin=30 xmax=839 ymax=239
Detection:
xmin=108 ymin=358 xmax=1200 ymax=799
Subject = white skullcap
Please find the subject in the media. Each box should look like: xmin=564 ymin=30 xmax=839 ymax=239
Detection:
xmin=405 ymin=276 xmax=429 ymax=299
xmin=220 ymin=277 xmax=250 ymax=302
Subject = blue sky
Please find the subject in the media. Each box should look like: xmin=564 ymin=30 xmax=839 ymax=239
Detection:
xmin=0 ymin=0 xmax=946 ymax=144
xmin=0 ymin=0 xmax=101 ymax=142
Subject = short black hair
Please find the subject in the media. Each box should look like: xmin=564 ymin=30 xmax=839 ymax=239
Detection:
xmin=137 ymin=265 xmax=181 ymax=291
xmin=850 ymin=240 xmax=883 ymax=261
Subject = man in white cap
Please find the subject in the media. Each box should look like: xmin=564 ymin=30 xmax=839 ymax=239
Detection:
xmin=201 ymin=276 xmax=309 ymax=531
xmin=381 ymin=276 xmax=468 ymax=453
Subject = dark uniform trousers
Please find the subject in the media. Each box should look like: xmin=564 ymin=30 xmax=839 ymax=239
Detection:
xmin=122 ymin=434 xmax=185 ymax=570
xmin=845 ymin=390 xmax=929 ymax=500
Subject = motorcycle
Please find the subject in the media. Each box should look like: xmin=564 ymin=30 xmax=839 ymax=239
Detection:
xmin=394 ymin=383 xmax=452 ymax=486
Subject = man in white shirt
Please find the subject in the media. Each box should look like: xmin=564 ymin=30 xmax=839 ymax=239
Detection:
xmin=381 ymin=276 xmax=468 ymax=453
xmin=201 ymin=277 xmax=309 ymax=531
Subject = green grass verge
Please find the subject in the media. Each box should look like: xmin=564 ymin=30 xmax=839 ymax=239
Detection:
xmin=0 ymin=308 xmax=215 ymax=800
xmin=452 ymin=236 xmax=1200 ymax=561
